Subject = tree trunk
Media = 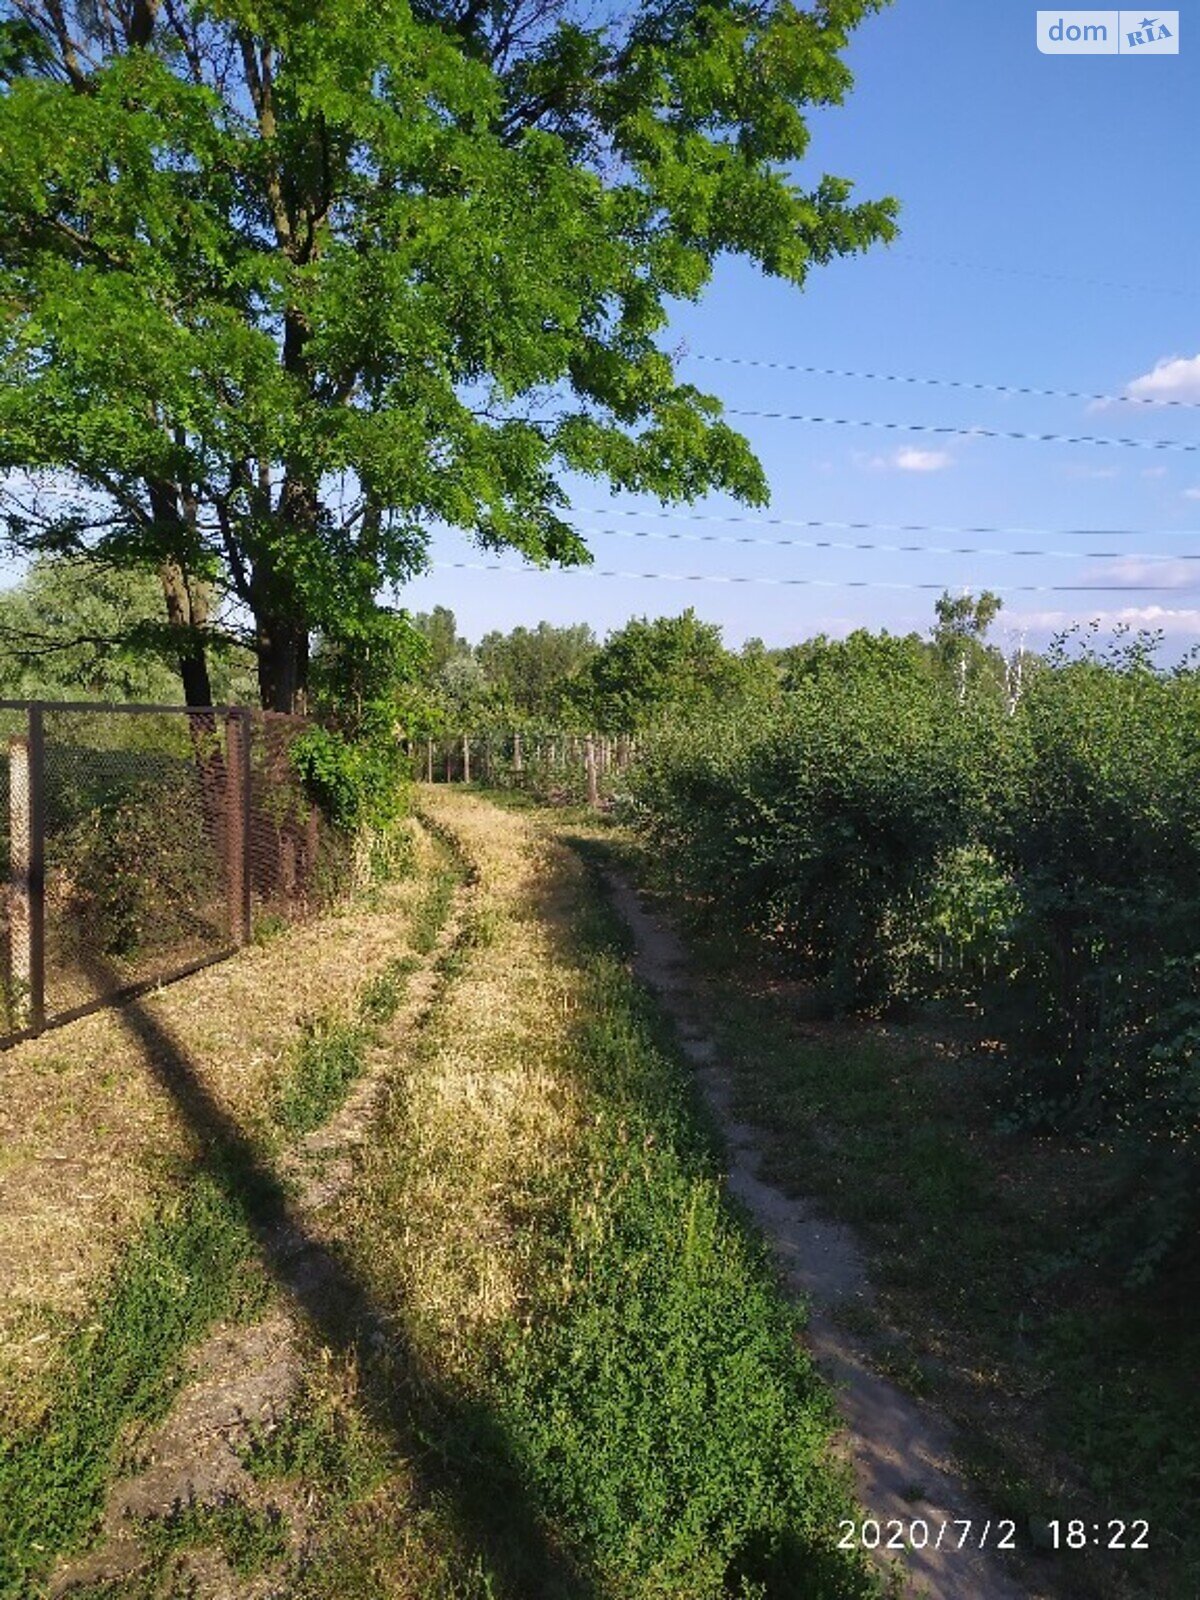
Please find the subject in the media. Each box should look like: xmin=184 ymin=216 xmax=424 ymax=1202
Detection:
xmin=255 ymin=617 xmax=310 ymax=714
xmin=154 ymin=515 xmax=213 ymax=707
xmin=250 ymin=480 xmax=318 ymax=713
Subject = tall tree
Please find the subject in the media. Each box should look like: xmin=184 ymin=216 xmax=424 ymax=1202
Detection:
xmin=0 ymin=0 xmax=897 ymax=710
xmin=931 ymin=589 xmax=1004 ymax=701
xmin=477 ymin=620 xmax=595 ymax=722
xmin=571 ymin=608 xmax=766 ymax=730
xmin=410 ymin=607 xmax=470 ymax=677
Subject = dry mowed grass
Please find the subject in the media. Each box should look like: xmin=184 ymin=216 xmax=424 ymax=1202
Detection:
xmin=0 ymin=821 xmax=439 ymax=1422
xmin=348 ymin=788 xmax=591 ymax=1376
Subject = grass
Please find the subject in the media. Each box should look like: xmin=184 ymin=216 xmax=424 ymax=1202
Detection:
xmin=411 ymin=861 xmax=462 ymax=955
xmin=0 ymin=1176 xmax=263 ymax=1598
xmin=272 ymin=1015 xmax=370 ymax=1135
xmin=359 ymin=956 xmax=420 ymax=1025
xmin=497 ymin=942 xmax=854 ymax=1596
xmin=0 ymin=820 xmax=464 ymax=1595
xmin=242 ymin=1371 xmax=391 ymax=1501
xmin=0 ymin=817 xmax=442 ymax=1412
xmin=269 ymin=859 xmax=460 ymax=1137
xmin=139 ymin=1499 xmax=290 ymax=1578
xmin=577 ymin=825 xmax=1200 ymax=1600
xmin=312 ymin=789 xmax=878 ymax=1600
xmin=4 ymin=792 xmax=880 ymax=1597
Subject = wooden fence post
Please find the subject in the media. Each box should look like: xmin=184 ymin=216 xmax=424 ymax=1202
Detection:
xmin=8 ymin=704 xmax=45 ymax=1033
xmin=425 ymin=736 xmax=434 ymax=783
xmin=513 ymin=731 xmax=523 ymax=775
xmin=585 ymin=734 xmax=599 ymax=810
xmin=225 ymin=710 xmax=251 ymax=946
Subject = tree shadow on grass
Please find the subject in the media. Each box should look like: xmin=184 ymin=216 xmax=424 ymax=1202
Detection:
xmin=61 ymin=946 xmax=597 ymax=1600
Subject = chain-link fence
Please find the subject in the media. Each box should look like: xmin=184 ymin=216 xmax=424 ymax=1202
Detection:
xmin=0 ymin=702 xmax=346 ymax=1045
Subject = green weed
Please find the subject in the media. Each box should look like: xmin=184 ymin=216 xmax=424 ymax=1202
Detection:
xmin=358 ymin=956 xmax=419 ymax=1026
xmin=272 ymin=1018 xmax=367 ymax=1135
xmin=140 ymin=1499 xmax=290 ymax=1578
xmin=487 ymin=867 xmax=875 ymax=1599
xmin=0 ymin=1177 xmax=255 ymax=1597
xmin=242 ymin=1384 xmax=390 ymax=1507
xmin=413 ymin=866 xmax=459 ymax=955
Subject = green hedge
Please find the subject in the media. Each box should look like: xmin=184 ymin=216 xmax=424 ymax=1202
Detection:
xmin=629 ymin=637 xmax=1200 ymax=1283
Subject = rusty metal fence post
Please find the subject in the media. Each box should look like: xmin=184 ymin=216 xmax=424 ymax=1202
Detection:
xmin=225 ymin=709 xmax=252 ymax=945
xmin=8 ymin=703 xmax=46 ymax=1033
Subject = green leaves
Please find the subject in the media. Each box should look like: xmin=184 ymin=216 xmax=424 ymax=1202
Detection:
xmin=570 ymin=609 xmax=774 ymax=733
xmin=632 ymin=625 xmax=1200 ymax=1283
xmin=0 ymin=0 xmax=896 ymax=706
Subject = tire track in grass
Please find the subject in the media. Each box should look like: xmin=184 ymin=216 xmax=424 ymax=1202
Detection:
xmin=4 ymin=824 xmax=467 ymax=1599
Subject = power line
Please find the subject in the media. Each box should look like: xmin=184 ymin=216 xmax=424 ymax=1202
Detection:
xmin=722 ymin=410 xmax=1200 ymax=453
xmin=688 ymin=354 xmax=1200 ymax=412
xmin=574 ymin=504 xmax=1200 ymax=542
xmin=431 ymin=561 xmax=1184 ymax=595
xmin=573 ymin=523 xmax=1200 ymax=565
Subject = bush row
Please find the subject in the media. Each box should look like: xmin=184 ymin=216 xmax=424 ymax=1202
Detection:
xmin=628 ymin=635 xmax=1200 ymax=1283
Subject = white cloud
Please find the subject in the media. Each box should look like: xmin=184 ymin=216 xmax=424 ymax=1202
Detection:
xmin=1183 ymin=486 xmax=1200 ymax=500
xmin=865 ymin=447 xmax=954 ymax=473
xmin=1006 ymin=605 xmax=1200 ymax=638
xmin=891 ymin=447 xmax=953 ymax=472
xmin=1141 ymin=466 xmax=1168 ymax=479
xmin=1083 ymin=556 xmax=1198 ymax=590
xmin=1064 ymin=464 xmax=1118 ymax=480
xmin=1125 ymin=354 xmax=1200 ymax=404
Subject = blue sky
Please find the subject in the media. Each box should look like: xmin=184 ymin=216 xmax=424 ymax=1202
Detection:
xmin=402 ymin=0 xmax=1200 ymax=654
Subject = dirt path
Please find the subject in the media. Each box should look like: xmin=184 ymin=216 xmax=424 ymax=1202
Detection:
xmin=600 ymin=866 xmax=1039 ymax=1600
xmin=33 ymin=795 xmax=1043 ymax=1598
xmin=47 ymin=837 xmax=472 ymax=1599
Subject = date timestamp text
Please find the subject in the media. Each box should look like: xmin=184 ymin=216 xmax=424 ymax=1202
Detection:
xmin=836 ymin=1518 xmax=1149 ymax=1553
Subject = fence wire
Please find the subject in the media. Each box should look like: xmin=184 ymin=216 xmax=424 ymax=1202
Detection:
xmin=0 ymin=704 xmax=342 ymax=1045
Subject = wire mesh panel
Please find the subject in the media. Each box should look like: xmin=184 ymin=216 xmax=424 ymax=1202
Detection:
xmin=39 ymin=707 xmax=236 ymax=1023
xmin=248 ymin=712 xmax=348 ymax=926
xmin=0 ymin=702 xmax=342 ymax=1046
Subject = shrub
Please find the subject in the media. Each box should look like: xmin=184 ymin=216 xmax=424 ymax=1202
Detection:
xmin=988 ymin=643 xmax=1200 ymax=1117
xmin=53 ymin=780 xmax=222 ymax=958
xmin=630 ymin=627 xmax=1200 ymax=1282
xmin=290 ymin=725 xmax=407 ymax=836
xmin=632 ymin=650 xmax=988 ymax=1009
